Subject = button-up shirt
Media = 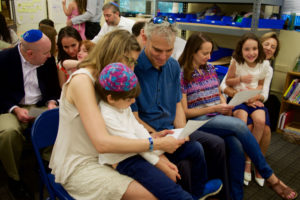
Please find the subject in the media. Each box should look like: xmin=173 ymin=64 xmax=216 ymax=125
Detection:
xmin=131 ymin=50 xmax=182 ymax=131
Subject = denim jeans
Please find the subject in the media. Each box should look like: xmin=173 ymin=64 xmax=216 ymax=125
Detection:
xmin=193 ymin=114 xmax=273 ymax=200
xmin=117 ymin=141 xmax=207 ymax=200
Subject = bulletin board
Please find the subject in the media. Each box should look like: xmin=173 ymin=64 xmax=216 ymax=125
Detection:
xmin=14 ymin=0 xmax=47 ymax=24
xmin=48 ymin=0 xmax=67 ymax=24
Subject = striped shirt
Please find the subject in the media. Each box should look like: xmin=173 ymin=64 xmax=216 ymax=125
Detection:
xmin=180 ymin=64 xmax=220 ymax=109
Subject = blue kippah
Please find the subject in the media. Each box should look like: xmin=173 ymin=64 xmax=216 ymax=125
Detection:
xmin=22 ymin=29 xmax=43 ymax=43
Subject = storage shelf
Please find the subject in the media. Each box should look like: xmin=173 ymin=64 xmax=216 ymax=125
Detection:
xmin=157 ymin=0 xmax=283 ymax=6
xmin=177 ymin=22 xmax=275 ymax=36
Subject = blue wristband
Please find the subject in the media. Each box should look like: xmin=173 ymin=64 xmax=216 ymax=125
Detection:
xmin=148 ymin=137 xmax=153 ymax=152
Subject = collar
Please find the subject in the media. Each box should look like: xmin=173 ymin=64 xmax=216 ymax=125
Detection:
xmin=18 ymin=44 xmax=40 ymax=69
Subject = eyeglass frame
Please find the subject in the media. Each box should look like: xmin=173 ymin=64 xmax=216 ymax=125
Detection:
xmin=123 ymin=55 xmax=138 ymax=66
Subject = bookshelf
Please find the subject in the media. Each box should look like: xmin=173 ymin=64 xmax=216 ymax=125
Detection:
xmin=277 ymin=71 xmax=300 ymax=144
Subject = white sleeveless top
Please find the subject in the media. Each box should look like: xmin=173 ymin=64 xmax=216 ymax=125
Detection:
xmin=49 ymin=68 xmax=133 ymax=199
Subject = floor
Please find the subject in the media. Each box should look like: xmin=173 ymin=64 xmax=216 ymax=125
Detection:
xmin=0 ymin=132 xmax=299 ymax=200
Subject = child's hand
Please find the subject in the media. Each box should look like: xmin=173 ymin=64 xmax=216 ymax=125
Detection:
xmin=156 ymin=158 xmax=181 ymax=182
xmin=240 ymin=74 xmax=253 ymax=84
xmin=62 ymin=0 xmax=66 ymax=5
xmin=154 ymin=136 xmax=185 ymax=154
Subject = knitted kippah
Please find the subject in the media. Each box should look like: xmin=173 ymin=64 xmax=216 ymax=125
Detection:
xmin=22 ymin=29 xmax=43 ymax=43
xmin=109 ymin=1 xmax=119 ymax=7
xmin=99 ymin=63 xmax=138 ymax=92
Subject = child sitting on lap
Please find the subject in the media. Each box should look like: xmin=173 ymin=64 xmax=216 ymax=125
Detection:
xmin=96 ymin=63 xmax=223 ymax=200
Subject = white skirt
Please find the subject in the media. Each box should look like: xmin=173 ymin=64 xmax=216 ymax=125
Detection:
xmin=63 ymin=161 xmax=133 ymax=200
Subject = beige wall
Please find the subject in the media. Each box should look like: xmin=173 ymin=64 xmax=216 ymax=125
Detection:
xmin=272 ymin=30 xmax=300 ymax=98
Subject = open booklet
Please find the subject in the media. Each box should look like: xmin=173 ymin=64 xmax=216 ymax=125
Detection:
xmin=228 ymin=89 xmax=261 ymax=106
xmin=169 ymin=120 xmax=210 ymax=139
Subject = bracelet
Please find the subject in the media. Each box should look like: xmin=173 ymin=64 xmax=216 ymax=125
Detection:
xmin=148 ymin=137 xmax=153 ymax=152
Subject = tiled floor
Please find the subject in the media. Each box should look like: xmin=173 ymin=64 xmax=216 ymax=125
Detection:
xmin=0 ymin=132 xmax=299 ymax=200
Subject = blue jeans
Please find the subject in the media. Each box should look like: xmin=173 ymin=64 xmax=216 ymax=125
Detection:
xmin=193 ymin=115 xmax=273 ymax=200
xmin=117 ymin=141 xmax=207 ymax=200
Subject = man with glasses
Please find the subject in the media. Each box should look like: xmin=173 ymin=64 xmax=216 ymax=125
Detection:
xmin=92 ymin=2 xmax=135 ymax=44
xmin=131 ymin=17 xmax=230 ymax=200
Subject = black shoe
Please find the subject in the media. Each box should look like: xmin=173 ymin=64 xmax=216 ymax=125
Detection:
xmin=7 ymin=177 xmax=34 ymax=200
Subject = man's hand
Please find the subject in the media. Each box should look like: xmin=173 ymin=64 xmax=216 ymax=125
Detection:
xmin=151 ymin=129 xmax=173 ymax=138
xmin=66 ymin=20 xmax=73 ymax=26
xmin=13 ymin=107 xmax=34 ymax=123
xmin=47 ymin=100 xmax=58 ymax=110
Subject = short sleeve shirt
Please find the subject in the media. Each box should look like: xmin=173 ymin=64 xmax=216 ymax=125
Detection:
xmin=180 ymin=63 xmax=220 ymax=109
xmin=131 ymin=50 xmax=182 ymax=131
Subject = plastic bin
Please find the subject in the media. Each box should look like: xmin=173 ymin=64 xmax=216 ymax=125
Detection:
xmin=235 ymin=18 xmax=285 ymax=29
xmin=209 ymin=47 xmax=233 ymax=62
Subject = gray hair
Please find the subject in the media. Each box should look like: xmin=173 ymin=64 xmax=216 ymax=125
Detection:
xmin=144 ymin=21 xmax=178 ymax=44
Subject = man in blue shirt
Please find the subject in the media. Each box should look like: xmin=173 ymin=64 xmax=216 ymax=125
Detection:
xmin=131 ymin=18 xmax=230 ymax=200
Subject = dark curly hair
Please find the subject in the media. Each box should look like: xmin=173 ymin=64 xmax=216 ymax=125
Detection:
xmin=233 ymin=32 xmax=265 ymax=65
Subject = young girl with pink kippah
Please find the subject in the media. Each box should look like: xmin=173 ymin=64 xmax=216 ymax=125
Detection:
xmin=95 ymin=62 xmax=223 ymax=200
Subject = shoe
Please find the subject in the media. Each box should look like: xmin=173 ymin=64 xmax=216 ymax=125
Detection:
xmin=198 ymin=179 xmax=223 ymax=200
xmin=244 ymin=161 xmax=252 ymax=182
xmin=7 ymin=177 xmax=33 ymax=200
xmin=244 ymin=180 xmax=249 ymax=186
xmin=254 ymin=169 xmax=265 ymax=187
xmin=267 ymin=178 xmax=298 ymax=200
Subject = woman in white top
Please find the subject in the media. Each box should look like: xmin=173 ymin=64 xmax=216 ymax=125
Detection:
xmin=0 ymin=13 xmax=19 ymax=50
xmin=49 ymin=29 xmax=184 ymax=200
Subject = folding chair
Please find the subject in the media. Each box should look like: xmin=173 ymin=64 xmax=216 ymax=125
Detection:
xmin=31 ymin=108 xmax=74 ymax=200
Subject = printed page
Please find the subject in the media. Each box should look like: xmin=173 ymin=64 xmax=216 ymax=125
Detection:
xmin=228 ymin=89 xmax=261 ymax=106
xmin=169 ymin=120 xmax=210 ymax=139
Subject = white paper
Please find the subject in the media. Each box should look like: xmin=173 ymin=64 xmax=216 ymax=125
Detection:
xmin=228 ymin=90 xmax=261 ymax=106
xmin=169 ymin=120 xmax=210 ymax=139
xmin=28 ymin=107 xmax=46 ymax=117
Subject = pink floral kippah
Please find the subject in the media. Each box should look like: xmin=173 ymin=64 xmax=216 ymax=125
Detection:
xmin=99 ymin=63 xmax=138 ymax=92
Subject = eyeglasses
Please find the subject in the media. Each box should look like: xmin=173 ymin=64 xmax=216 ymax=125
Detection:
xmin=124 ymin=55 xmax=138 ymax=66
xmin=150 ymin=16 xmax=176 ymax=25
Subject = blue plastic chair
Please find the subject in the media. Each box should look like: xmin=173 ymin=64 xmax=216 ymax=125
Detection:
xmin=31 ymin=108 xmax=74 ymax=200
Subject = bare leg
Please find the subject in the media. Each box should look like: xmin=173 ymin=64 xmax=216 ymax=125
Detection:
xmin=250 ymin=109 xmax=265 ymax=143
xmin=255 ymin=125 xmax=271 ymax=179
xmin=121 ymin=180 xmax=157 ymax=200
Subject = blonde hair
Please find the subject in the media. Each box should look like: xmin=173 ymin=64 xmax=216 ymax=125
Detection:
xmin=78 ymin=29 xmax=140 ymax=74
xmin=260 ymin=32 xmax=280 ymax=59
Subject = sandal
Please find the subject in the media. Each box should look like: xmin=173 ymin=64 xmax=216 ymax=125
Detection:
xmin=268 ymin=179 xmax=298 ymax=200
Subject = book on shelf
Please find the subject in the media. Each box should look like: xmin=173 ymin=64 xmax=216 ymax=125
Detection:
xmin=278 ymin=111 xmax=286 ymax=129
xmin=283 ymin=79 xmax=299 ymax=100
xmin=284 ymin=122 xmax=300 ymax=135
xmin=278 ymin=110 xmax=295 ymax=130
xmin=288 ymin=83 xmax=300 ymax=103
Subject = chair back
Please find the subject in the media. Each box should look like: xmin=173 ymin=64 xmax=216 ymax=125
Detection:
xmin=31 ymin=108 xmax=73 ymax=200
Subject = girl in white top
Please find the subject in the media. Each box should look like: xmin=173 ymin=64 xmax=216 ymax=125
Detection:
xmin=226 ymin=33 xmax=270 ymax=170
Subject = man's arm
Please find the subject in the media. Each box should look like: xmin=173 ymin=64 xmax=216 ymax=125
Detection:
xmin=174 ymin=102 xmax=186 ymax=129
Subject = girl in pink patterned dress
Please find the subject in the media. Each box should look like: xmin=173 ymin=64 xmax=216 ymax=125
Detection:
xmin=62 ymin=0 xmax=87 ymax=40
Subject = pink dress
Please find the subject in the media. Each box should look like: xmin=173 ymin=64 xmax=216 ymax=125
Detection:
xmin=68 ymin=8 xmax=86 ymax=40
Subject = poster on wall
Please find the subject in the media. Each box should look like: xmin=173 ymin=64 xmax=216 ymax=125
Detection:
xmin=14 ymin=0 xmax=47 ymax=24
xmin=48 ymin=0 xmax=67 ymax=24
